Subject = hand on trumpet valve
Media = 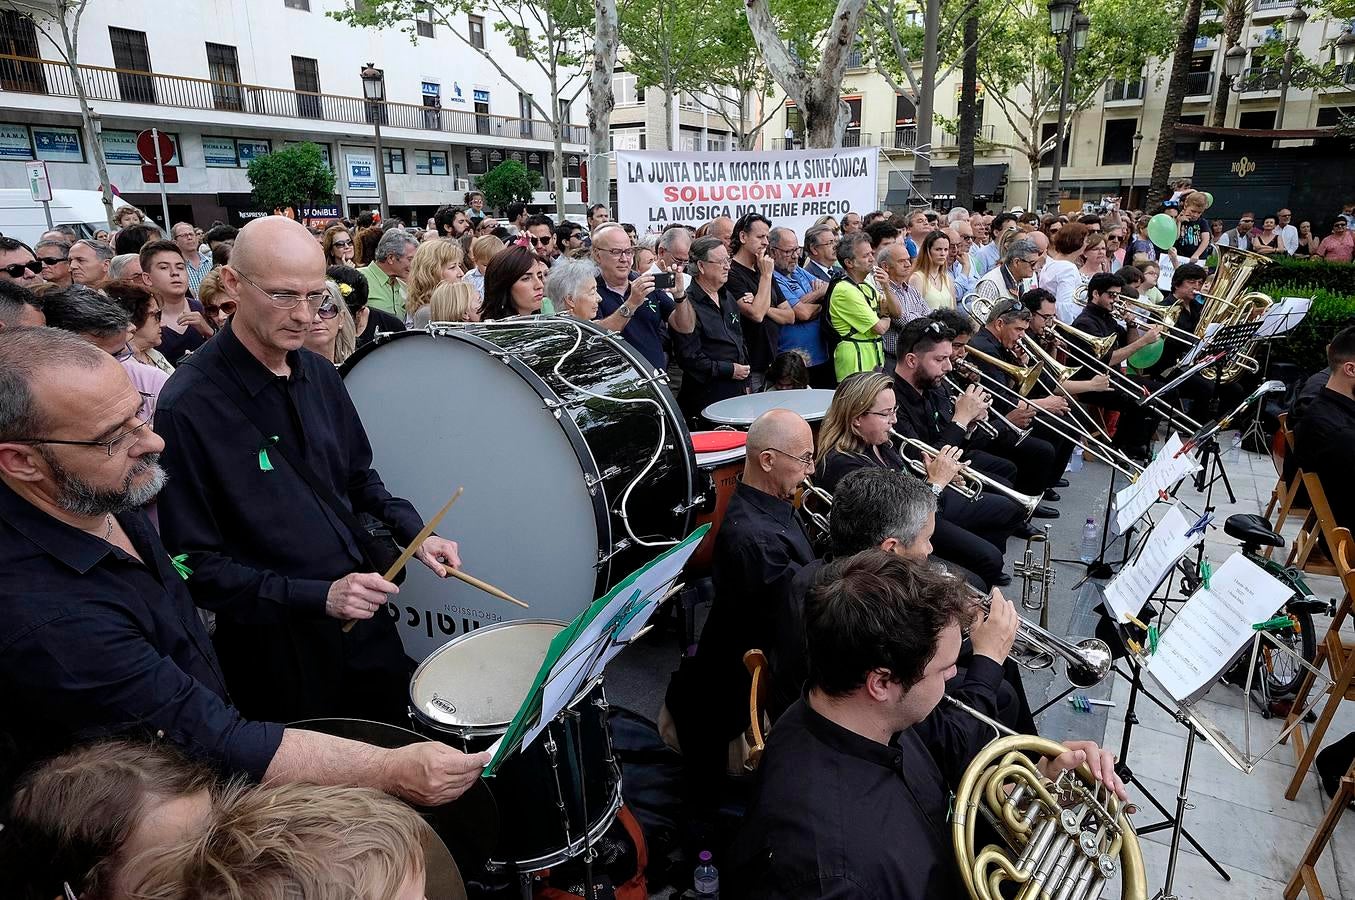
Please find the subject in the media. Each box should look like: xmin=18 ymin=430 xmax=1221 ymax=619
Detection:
xmin=970 ymin=587 xmax=1018 ymax=664
xmin=953 ymin=384 xmax=990 ymax=426
xmin=1039 ymin=740 xmax=1130 ymax=803
xmin=923 ymin=444 xmax=965 ymax=488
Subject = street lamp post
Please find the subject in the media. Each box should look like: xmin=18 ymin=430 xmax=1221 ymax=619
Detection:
xmin=360 ymin=63 xmax=390 ymax=221
xmin=1128 ymin=130 xmax=1144 ymax=208
xmin=1276 ymin=5 xmax=1308 ymax=131
xmin=1047 ymin=0 xmax=1083 ymax=214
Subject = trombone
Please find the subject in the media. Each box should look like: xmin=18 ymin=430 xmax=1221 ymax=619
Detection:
xmin=966 ymin=582 xmax=1114 ymax=687
xmin=890 ymin=431 xmax=1044 ymax=519
xmin=942 ymin=374 xmax=1027 ymax=443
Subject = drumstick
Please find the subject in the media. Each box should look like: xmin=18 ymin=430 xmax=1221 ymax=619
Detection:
xmin=444 ymin=567 xmax=529 ymax=609
xmin=342 ymin=487 xmax=463 ymax=633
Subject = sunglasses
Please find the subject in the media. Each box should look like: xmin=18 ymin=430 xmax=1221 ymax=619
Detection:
xmin=2 ymin=260 xmax=43 ymax=277
xmin=528 ymin=235 xmax=551 ymax=246
xmin=332 ymin=239 xmax=353 ymax=247
xmin=38 ymin=256 xmax=68 ymax=266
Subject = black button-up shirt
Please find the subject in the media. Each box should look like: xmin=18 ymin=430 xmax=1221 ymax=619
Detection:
xmin=674 ymin=279 xmax=749 ymax=399
xmin=816 ymin=443 xmax=906 ymax=494
xmin=155 ymin=321 xmax=424 ymax=722
xmin=1295 ymin=386 xmax=1355 ymax=532
xmin=729 ymin=686 xmax=998 ymax=899
xmin=0 ymin=482 xmax=282 ymax=794
xmin=727 ymin=259 xmax=786 ymax=374
xmin=892 ymin=370 xmax=972 ymax=450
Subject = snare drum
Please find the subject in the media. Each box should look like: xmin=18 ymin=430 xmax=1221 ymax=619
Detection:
xmin=409 ymin=620 xmax=622 ymax=873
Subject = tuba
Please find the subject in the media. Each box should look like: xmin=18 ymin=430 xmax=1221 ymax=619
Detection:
xmin=946 ymin=695 xmax=1147 ymax=900
xmin=1195 ymin=245 xmax=1274 ymax=383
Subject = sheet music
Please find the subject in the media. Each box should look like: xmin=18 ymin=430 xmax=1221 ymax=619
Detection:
xmin=1112 ymin=434 xmax=1202 ymax=534
xmin=1156 ymin=253 xmax=1174 ymax=292
xmin=1104 ymin=504 xmax=1201 ymax=623
xmin=1145 ymin=554 xmax=1292 ymax=704
xmin=1254 ymin=296 xmax=1312 ymax=339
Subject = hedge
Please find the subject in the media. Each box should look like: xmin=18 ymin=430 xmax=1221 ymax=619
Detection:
xmin=1243 ymin=259 xmax=1355 ymax=374
xmin=1250 ymin=257 xmax=1355 ymax=298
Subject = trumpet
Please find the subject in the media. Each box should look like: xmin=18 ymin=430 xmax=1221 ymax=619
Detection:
xmin=799 ymin=476 xmax=834 ymax=542
xmin=962 ymin=344 xmax=1044 ymax=396
xmin=942 ymin=374 xmax=1018 ymax=442
xmin=891 ymin=431 xmax=1044 ymax=519
xmin=968 ymin=583 xmax=1114 ymax=687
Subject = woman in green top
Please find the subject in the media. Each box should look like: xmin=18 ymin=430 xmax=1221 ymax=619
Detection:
xmin=830 ymin=232 xmax=897 ymax=382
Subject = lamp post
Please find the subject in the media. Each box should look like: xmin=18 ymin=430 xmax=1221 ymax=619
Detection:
xmin=1128 ymin=130 xmax=1144 ymax=208
xmin=360 ymin=63 xmax=390 ymax=221
xmin=1047 ymin=0 xmax=1083 ymax=214
xmin=1276 ymin=5 xmax=1308 ymax=131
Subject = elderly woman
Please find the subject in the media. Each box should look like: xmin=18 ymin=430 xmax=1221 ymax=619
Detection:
xmin=545 ymin=256 xmax=603 ymax=321
xmin=404 ymin=239 xmax=465 ymax=328
xmin=674 ymin=235 xmax=751 ymax=422
xmin=104 ymin=279 xmax=175 ymax=374
xmin=428 ymin=282 xmax=480 ymax=323
xmin=195 ymin=269 xmax=235 ymax=331
xmin=302 ymin=280 xmax=357 ymax=365
xmin=322 ymin=224 xmax=356 ymax=267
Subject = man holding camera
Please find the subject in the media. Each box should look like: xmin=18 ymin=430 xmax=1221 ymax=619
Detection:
xmin=591 ymin=223 xmax=695 ymax=372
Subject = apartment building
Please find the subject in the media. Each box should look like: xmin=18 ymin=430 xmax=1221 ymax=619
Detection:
xmin=0 ymin=1 xmax=587 ymax=227
xmin=771 ymin=1 xmax=1354 ymax=212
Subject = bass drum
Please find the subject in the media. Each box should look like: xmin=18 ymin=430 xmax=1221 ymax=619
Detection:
xmin=342 ymin=319 xmax=700 ymax=661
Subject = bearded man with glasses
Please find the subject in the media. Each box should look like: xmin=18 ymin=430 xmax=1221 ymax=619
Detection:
xmin=154 ymin=216 xmax=467 ymax=731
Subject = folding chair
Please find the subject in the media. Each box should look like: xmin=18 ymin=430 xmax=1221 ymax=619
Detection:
xmin=1284 ymin=754 xmax=1355 ymax=899
xmin=742 ymin=649 xmax=770 ymax=773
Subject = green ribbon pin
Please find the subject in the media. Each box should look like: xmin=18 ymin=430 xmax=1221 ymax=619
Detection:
xmin=258 ymin=436 xmax=279 ymax=472
xmin=170 ymin=554 xmax=192 ymax=580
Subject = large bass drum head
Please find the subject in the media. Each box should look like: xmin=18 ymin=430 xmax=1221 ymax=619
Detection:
xmin=343 ymin=331 xmax=604 ymax=661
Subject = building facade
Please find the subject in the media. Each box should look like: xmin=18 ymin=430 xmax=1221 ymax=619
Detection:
xmin=769 ymin=0 xmax=1354 ymax=214
xmin=0 ymin=1 xmax=587 ymax=228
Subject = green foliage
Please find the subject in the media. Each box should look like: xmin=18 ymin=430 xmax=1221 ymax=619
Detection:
xmin=477 ymin=160 xmax=541 ymax=211
xmin=246 ymin=142 xmax=335 ymax=214
xmin=1247 ymin=261 xmax=1355 ymax=372
xmin=1252 ymin=258 xmax=1355 ymax=297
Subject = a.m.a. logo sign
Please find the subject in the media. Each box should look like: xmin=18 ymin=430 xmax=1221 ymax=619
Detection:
xmin=1230 ymin=156 xmax=1258 ymax=178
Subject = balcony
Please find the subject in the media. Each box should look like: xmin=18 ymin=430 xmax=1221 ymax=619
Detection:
xmin=937 ymin=124 xmax=996 ymax=147
xmin=881 ymin=125 xmax=918 ymax=149
xmin=1105 ymin=79 xmax=1145 ymax=102
xmin=0 ymin=54 xmax=586 ymax=145
xmin=1185 ymin=71 xmax=1215 ymax=96
xmin=841 ymin=130 xmax=872 ymax=147
xmin=1237 ymin=67 xmax=1284 ymax=92
xmin=1253 ymin=0 xmax=1295 ymax=12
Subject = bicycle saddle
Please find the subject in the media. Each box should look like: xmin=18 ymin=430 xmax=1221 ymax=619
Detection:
xmin=1224 ymin=513 xmax=1285 ymax=548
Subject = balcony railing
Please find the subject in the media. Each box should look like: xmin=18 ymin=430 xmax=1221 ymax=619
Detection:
xmin=881 ymin=125 xmax=918 ymax=149
xmin=1185 ymin=71 xmax=1215 ymax=96
xmin=0 ymin=54 xmax=587 ymax=145
xmin=1253 ymin=0 xmax=1295 ymax=12
xmin=1238 ymin=67 xmax=1284 ymax=91
xmin=1104 ymin=79 xmax=1145 ymax=102
xmin=938 ymin=124 xmax=996 ymax=146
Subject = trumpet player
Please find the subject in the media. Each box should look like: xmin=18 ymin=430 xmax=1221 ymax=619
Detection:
xmin=729 ymin=550 xmax=1128 ymax=899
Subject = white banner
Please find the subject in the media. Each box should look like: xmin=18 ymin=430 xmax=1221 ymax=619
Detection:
xmin=616 ymin=147 xmax=878 ymax=237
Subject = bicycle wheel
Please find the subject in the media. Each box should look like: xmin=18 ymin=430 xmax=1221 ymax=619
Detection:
xmin=1261 ymin=608 xmax=1316 ymax=698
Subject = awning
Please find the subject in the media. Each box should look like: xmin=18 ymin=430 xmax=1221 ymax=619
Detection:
xmin=883 ymin=164 xmax=1008 ymax=206
xmin=1176 ymin=123 xmax=1335 ymax=140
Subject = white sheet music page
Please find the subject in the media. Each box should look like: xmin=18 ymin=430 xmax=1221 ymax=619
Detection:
xmin=1112 ymin=434 xmax=1201 ymax=534
xmin=1145 ymin=553 xmax=1292 ymax=704
xmin=1104 ymin=504 xmax=1201 ymax=623
xmin=1254 ymin=297 xmax=1312 ymax=339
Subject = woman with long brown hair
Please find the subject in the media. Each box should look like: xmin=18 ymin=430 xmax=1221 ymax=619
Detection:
xmin=480 ymin=245 xmax=548 ymax=320
xmin=322 ymin=224 xmax=356 ymax=267
xmin=907 ymin=230 xmax=956 ymax=311
xmin=1040 ymin=220 xmax=1088 ymax=322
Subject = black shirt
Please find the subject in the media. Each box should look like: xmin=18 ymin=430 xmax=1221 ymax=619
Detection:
xmin=1071 ymin=302 xmax=1129 ymax=378
xmin=1143 ymin=294 xmax=1200 ymax=379
xmin=159 ymin=298 xmax=210 ymax=364
xmin=729 ymin=685 xmax=1000 ymax=900
xmin=674 ymin=279 xmax=748 ymax=387
xmin=966 ymin=327 xmax=1025 ymax=413
xmin=357 ymin=306 xmax=406 ymax=348
xmin=0 ymin=482 xmax=283 ymax=795
xmin=155 ymin=320 xmax=425 ymax=722
xmin=1295 ymin=386 xmax=1355 ymax=532
xmin=816 ymin=443 xmax=906 ymax=494
xmin=727 ymin=258 xmax=785 ymax=375
xmin=595 ymin=272 xmax=678 ymax=372
xmin=892 ymin=371 xmax=972 ymax=450
xmin=1289 ymin=369 xmax=1331 ymax=430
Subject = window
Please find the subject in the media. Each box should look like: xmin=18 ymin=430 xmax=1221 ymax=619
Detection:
xmin=1173 ymin=114 xmax=1205 ymax=161
xmin=31 ymin=125 xmax=82 ymax=163
xmin=513 ymin=26 xmax=528 ymax=58
xmin=611 ymin=71 xmax=645 ymax=107
xmin=609 ymin=126 xmax=645 ymax=151
xmin=467 ymin=146 xmax=488 ymax=174
xmin=843 ymin=96 xmax=862 ymax=146
xmin=236 ymin=138 xmax=271 ymax=164
xmin=206 ymin=43 xmax=242 ymax=111
xmin=895 ymin=93 xmax=916 ymax=124
xmin=0 ymin=12 xmax=46 ymax=93
xmin=0 ymin=123 xmax=33 ymax=161
xmin=474 ymin=89 xmax=490 ymax=136
xmin=292 ymin=56 xmax=321 ymax=118
xmin=707 ymin=135 xmax=730 ymax=151
xmin=284 ymin=0 xmax=310 ymax=9
xmin=383 ymin=147 xmax=405 ymax=174
xmin=1238 ymin=109 xmax=1276 ymax=130
xmin=558 ymin=97 xmax=571 ymax=124
xmin=468 ymin=15 xmax=485 ymax=49
xmin=678 ymin=127 xmax=702 ymax=152
xmin=413 ymin=149 xmax=449 ymax=175
xmin=285 ymin=140 xmax=330 ymax=168
xmin=101 ymin=129 xmax=180 ymax=165
xmin=109 ymin=27 xmax=155 ymax=104
xmin=1101 ymin=118 xmax=1136 ymax=165
xmin=1039 ymin=122 xmax=1070 ymax=166
xmin=417 ymin=11 xmax=434 ymax=38
xmin=519 ymin=92 xmax=534 ymax=137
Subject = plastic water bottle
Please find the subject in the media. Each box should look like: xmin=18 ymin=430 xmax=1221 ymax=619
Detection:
xmin=1068 ymin=445 xmax=1085 ymax=473
xmin=1079 ymin=517 xmax=1100 ymax=564
xmin=694 ymin=850 xmax=720 ymax=898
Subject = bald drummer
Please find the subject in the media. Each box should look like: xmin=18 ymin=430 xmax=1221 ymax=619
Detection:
xmin=155 ymin=216 xmax=463 ymax=727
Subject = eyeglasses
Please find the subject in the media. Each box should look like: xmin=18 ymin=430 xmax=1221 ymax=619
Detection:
xmin=699 ymin=257 xmax=732 ymax=268
xmin=232 ymin=268 xmax=332 ymax=312
xmin=528 ymin=235 xmax=552 ymax=246
xmin=766 ymin=446 xmax=815 ymax=468
xmin=596 ymin=246 xmax=635 ymax=259
xmin=771 ymin=245 xmax=799 ymax=255
xmin=866 ymin=406 xmax=899 ymax=419
xmin=2 ymin=260 xmax=43 ymax=278
xmin=16 ymin=400 xmax=155 ymax=457
xmin=37 ymin=256 xmax=68 ymax=266
xmin=332 ymin=239 xmax=353 ymax=248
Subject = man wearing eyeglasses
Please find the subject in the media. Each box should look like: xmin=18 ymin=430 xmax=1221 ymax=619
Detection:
xmin=154 ymin=215 xmax=464 ymax=730
xmin=523 ymin=214 xmax=558 ymax=262
xmin=802 ymin=224 xmax=841 ymax=282
xmin=974 ymin=238 xmax=1040 ymax=304
xmin=0 ymin=236 xmax=47 ymax=289
xmin=591 ymin=223 xmax=694 ymax=372
xmin=663 ymin=408 xmax=816 ymax=814
xmin=172 ymin=222 xmax=213 ymax=297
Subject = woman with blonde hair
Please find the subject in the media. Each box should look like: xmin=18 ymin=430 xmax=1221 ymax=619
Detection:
xmin=303 ymin=280 xmax=357 ymax=364
xmin=907 ymin=230 xmax=956 ymax=310
xmin=428 ymin=281 xmax=480 ymax=323
xmin=813 ymin=214 xmax=841 ymax=237
xmin=465 ymin=234 xmax=505 ymax=298
xmin=404 ymin=239 xmax=465 ymax=328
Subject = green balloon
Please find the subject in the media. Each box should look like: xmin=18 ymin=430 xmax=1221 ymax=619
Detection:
xmin=1147 ymin=213 xmax=1177 ymax=251
xmin=1203 ymin=191 xmax=1214 ymax=209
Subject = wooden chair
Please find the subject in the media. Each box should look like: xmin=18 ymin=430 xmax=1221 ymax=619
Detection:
xmin=1284 ymin=472 xmax=1340 ymax=577
xmin=1285 ymin=525 xmax=1355 ymax=800
xmin=742 ymin=649 xmax=770 ymax=773
xmin=1284 ymin=755 xmax=1355 ymax=899
xmin=1264 ymin=414 xmax=1311 ymax=559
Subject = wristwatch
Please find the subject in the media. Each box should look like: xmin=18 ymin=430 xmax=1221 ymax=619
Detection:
xmin=618 ymin=303 xmax=636 ymax=319
xmin=930 ymin=482 xmax=944 ymax=497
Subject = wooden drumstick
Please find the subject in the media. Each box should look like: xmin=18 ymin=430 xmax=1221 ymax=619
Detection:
xmin=342 ymin=487 xmax=463 ymax=633
xmin=444 ymin=567 xmax=529 ymax=609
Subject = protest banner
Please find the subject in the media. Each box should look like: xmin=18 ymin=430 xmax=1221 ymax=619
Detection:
xmin=616 ymin=147 xmax=878 ymax=236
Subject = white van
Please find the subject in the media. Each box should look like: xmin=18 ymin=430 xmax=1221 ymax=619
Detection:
xmin=0 ymin=189 xmax=131 ymax=246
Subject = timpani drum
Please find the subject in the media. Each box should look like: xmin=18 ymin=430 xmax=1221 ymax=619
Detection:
xmin=341 ymin=319 xmax=701 ymax=661
xmin=701 ymin=388 xmax=837 ymax=427
xmin=408 ymin=620 xmax=622 ymax=873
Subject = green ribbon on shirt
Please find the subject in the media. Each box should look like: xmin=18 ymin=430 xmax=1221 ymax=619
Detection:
xmin=170 ymin=554 xmax=192 ymax=580
xmin=258 ymin=435 xmax=279 ymax=472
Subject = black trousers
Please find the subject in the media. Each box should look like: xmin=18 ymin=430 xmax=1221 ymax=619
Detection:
xmin=935 ymin=490 xmax=1023 ymax=587
xmin=985 ymin=429 xmax=1059 ymax=495
xmin=1080 ymin=387 xmax=1162 ymax=453
xmin=967 ymin=449 xmax=1019 ymax=487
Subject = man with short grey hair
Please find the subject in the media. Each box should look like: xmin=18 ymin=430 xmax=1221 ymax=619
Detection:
xmin=107 ymin=253 xmax=142 ymax=282
xmin=360 ymin=229 xmax=418 ymax=317
xmin=946 ymin=207 xmax=971 ymax=225
xmin=68 ymin=239 xmax=114 ymax=287
xmin=802 ymin=224 xmax=840 ymax=282
xmin=974 ymin=237 xmax=1041 ymax=303
xmin=173 ymin=221 xmax=213 ymax=296
xmin=34 ymin=239 xmax=72 ymax=289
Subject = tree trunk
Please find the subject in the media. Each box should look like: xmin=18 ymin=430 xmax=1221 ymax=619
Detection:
xmin=58 ymin=6 xmax=114 ymax=227
xmin=1210 ymin=0 xmax=1246 ymax=129
xmin=802 ymin=84 xmax=845 ymax=148
xmin=665 ymin=92 xmax=676 ymax=150
xmin=587 ymin=0 xmax=619 ymax=209
xmin=1027 ymin=153 xmax=1040 ymax=209
xmin=955 ymin=12 xmax=980 ymax=209
xmin=911 ymin=0 xmax=942 ymax=203
xmin=552 ymin=124 xmax=567 ymax=219
xmin=1147 ymin=0 xmax=1203 ymax=208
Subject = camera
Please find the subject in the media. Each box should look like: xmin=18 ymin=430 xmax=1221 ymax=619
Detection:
xmin=653 ymin=272 xmax=676 ymax=290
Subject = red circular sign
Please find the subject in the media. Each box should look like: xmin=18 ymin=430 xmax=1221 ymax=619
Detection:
xmin=135 ymin=130 xmax=175 ymax=165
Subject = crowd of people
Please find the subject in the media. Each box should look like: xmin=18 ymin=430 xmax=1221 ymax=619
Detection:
xmin=0 ymin=180 xmax=1351 ymax=897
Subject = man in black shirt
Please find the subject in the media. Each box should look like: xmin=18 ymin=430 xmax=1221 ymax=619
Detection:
xmin=674 ymin=236 xmax=751 ymax=424
xmin=725 ymin=213 xmax=794 ymax=391
xmin=1141 ymin=264 xmax=1209 ymax=414
xmin=1295 ymin=325 xmax=1355 ymax=532
xmin=663 ymin=408 xmax=816 ymax=808
xmin=156 ymin=216 xmax=463 ymax=727
xmin=730 ymin=550 xmax=1125 ymax=899
xmin=0 ymin=327 xmax=486 ymax=801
